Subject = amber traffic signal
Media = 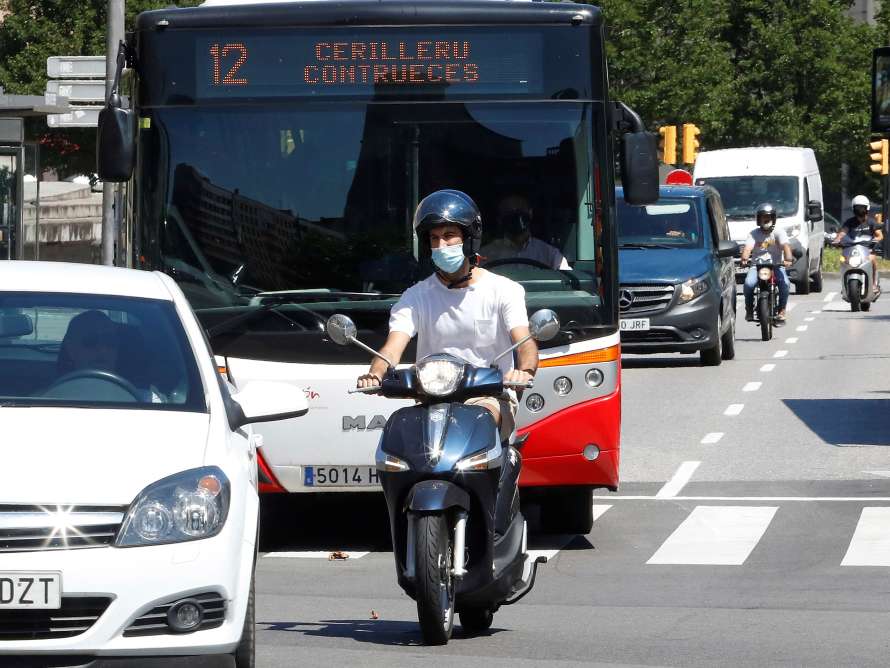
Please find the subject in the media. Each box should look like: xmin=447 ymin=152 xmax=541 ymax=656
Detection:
xmin=869 ymin=138 xmax=889 ymax=175
xmin=658 ymin=125 xmax=677 ymax=165
xmin=681 ymin=123 xmax=701 ymax=164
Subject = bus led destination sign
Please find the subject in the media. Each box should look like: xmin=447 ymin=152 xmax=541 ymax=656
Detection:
xmin=196 ymin=29 xmax=543 ymax=98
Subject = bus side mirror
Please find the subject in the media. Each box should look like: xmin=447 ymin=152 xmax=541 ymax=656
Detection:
xmin=97 ymin=104 xmax=136 ymax=182
xmin=620 ymin=132 xmax=659 ymax=206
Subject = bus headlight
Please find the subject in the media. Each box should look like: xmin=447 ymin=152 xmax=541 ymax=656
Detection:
xmin=679 ymin=275 xmax=709 ymax=303
xmin=526 ymin=393 xmax=545 ymax=412
xmin=416 ymin=357 xmax=463 ymax=396
xmin=553 ymin=376 xmax=572 ymax=396
xmin=585 ymin=369 xmax=604 ymax=387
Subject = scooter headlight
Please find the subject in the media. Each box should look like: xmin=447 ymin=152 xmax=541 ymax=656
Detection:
xmin=416 ymin=357 xmax=464 ymax=396
xmin=455 ymin=442 xmax=503 ymax=472
xmin=375 ymin=447 xmax=410 ymax=472
xmin=848 ymin=252 xmax=863 ymax=268
xmin=757 ymin=267 xmax=772 ymax=281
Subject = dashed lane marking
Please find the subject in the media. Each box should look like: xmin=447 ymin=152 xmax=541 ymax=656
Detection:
xmin=824 ymin=292 xmax=837 ymax=302
xmin=724 ymin=404 xmax=745 ymax=416
xmin=785 ymin=337 xmax=798 ymax=344
xmin=701 ymin=432 xmax=724 ymax=444
xmin=742 ymin=382 xmax=761 ymax=392
xmin=655 ymin=461 xmax=701 ymax=499
xmin=773 ymin=350 xmax=788 ymax=358
xmin=805 ymin=317 xmax=815 ymax=322
xmin=760 ymin=364 xmax=776 ymax=372
xmin=796 ymin=325 xmax=808 ymax=332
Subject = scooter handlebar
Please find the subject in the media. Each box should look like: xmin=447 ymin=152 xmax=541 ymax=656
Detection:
xmin=349 ymin=386 xmax=382 ymax=394
xmin=503 ymin=380 xmax=534 ymax=389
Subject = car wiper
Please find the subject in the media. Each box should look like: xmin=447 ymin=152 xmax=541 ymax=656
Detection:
xmin=619 ymin=243 xmax=680 ymax=249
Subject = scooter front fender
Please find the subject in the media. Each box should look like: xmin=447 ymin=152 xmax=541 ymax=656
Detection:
xmin=406 ymin=480 xmax=471 ymax=513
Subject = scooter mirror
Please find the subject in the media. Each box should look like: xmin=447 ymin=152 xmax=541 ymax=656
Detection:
xmin=326 ymin=314 xmax=357 ymax=346
xmin=529 ymin=309 xmax=561 ymax=342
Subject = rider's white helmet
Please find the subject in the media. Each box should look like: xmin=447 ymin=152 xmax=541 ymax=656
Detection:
xmin=852 ymin=195 xmax=870 ymax=208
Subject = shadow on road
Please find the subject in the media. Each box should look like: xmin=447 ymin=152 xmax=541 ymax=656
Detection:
xmin=621 ymin=355 xmax=702 ymax=369
xmin=259 ymin=618 xmax=506 ymax=646
xmin=783 ymin=398 xmax=890 ymax=446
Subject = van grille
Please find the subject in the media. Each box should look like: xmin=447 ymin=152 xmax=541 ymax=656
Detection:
xmin=619 ymin=284 xmax=675 ymax=315
xmin=0 ymin=505 xmax=126 ymax=552
xmin=0 ymin=596 xmax=111 ymax=640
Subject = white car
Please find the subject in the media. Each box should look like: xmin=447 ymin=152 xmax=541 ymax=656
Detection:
xmin=0 ymin=261 xmax=307 ymax=666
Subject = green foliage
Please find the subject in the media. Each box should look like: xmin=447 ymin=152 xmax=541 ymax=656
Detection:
xmin=599 ymin=0 xmax=877 ymax=205
xmin=0 ymin=0 xmax=200 ymax=177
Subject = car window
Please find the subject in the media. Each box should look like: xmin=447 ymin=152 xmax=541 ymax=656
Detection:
xmin=708 ymin=196 xmax=730 ymax=242
xmin=616 ymin=198 xmax=703 ymax=248
xmin=0 ymin=292 xmax=206 ymax=412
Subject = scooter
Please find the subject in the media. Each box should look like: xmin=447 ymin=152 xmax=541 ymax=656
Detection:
xmin=838 ymin=236 xmax=881 ymax=312
xmin=325 ymin=309 xmax=560 ymax=645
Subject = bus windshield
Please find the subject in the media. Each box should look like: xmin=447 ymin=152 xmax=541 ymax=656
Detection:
xmin=139 ymin=101 xmax=611 ymax=363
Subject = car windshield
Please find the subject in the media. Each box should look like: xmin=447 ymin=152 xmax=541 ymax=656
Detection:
xmin=616 ymin=199 xmax=703 ymax=248
xmin=695 ymin=176 xmax=798 ymax=219
xmin=0 ymin=292 xmax=205 ymax=411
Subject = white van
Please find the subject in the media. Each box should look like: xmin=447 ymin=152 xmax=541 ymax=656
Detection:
xmin=693 ymin=147 xmax=825 ymax=294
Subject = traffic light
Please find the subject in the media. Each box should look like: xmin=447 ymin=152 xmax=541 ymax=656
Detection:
xmin=658 ymin=125 xmax=677 ymax=165
xmin=869 ymin=138 xmax=889 ymax=175
xmin=681 ymin=123 xmax=701 ymax=164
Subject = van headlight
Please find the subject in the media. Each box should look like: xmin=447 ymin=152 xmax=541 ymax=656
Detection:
xmin=116 ymin=467 xmax=230 ymax=547
xmin=416 ymin=356 xmax=464 ymax=396
xmin=679 ymin=275 xmax=709 ymax=303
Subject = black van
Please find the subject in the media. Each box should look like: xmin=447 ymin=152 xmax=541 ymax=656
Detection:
xmin=616 ymin=185 xmax=739 ymax=366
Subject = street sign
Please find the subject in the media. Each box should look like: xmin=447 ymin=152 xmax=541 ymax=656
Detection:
xmin=665 ymin=168 xmax=694 ymax=186
xmin=47 ymin=106 xmax=101 ymax=128
xmin=47 ymin=56 xmax=106 ymax=79
xmin=46 ymin=80 xmax=106 ymax=103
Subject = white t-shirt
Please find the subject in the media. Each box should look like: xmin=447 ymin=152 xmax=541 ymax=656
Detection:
xmin=745 ymin=227 xmax=790 ymax=264
xmin=389 ymin=270 xmax=529 ymax=377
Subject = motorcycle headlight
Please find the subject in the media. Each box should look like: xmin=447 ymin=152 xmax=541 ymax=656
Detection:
xmin=758 ymin=267 xmax=773 ymax=281
xmin=375 ymin=443 xmax=410 ymax=472
xmin=416 ymin=357 xmax=464 ymax=396
xmin=455 ymin=442 xmax=503 ymax=472
xmin=116 ymin=467 xmax=230 ymax=547
xmin=848 ymin=252 xmax=863 ymax=268
xmin=679 ymin=275 xmax=709 ymax=303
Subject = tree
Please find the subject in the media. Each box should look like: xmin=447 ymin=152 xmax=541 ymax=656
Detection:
xmin=0 ymin=0 xmax=200 ymax=178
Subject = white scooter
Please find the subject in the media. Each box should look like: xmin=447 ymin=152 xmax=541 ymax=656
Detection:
xmin=837 ymin=236 xmax=881 ymax=312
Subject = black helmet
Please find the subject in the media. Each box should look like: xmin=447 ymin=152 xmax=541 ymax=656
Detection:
xmin=413 ymin=190 xmax=482 ymax=259
xmin=755 ymin=202 xmax=777 ymax=231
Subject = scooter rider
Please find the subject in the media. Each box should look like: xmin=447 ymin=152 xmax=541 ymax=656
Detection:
xmin=740 ymin=202 xmax=794 ymax=324
xmin=834 ymin=195 xmax=883 ymax=292
xmin=356 ymin=189 xmax=538 ymax=441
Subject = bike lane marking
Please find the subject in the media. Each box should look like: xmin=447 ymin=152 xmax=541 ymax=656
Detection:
xmin=785 ymin=337 xmax=798 ymax=344
xmin=760 ymin=363 xmax=776 ymax=372
xmin=742 ymin=382 xmax=761 ymax=392
xmin=724 ymin=404 xmax=744 ymax=416
xmin=700 ymin=432 xmax=724 ymax=444
xmin=655 ymin=461 xmax=701 ymax=499
xmin=773 ymin=350 xmax=788 ymax=358
xmin=796 ymin=325 xmax=808 ymax=332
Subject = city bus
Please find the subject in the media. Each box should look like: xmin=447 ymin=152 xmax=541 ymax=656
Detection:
xmin=99 ymin=0 xmax=657 ymax=534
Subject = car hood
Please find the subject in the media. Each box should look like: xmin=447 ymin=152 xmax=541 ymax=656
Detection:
xmin=619 ymin=248 xmax=713 ymax=284
xmin=0 ymin=407 xmax=211 ymax=505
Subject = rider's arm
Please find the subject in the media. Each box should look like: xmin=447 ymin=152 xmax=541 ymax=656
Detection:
xmin=504 ymin=326 xmax=538 ymax=384
xmin=740 ymin=242 xmax=754 ymax=263
xmin=358 ymin=331 xmax=411 ymax=388
xmin=781 ymin=243 xmax=794 ymax=266
xmin=833 ymin=228 xmax=847 ymax=245
xmin=875 ymin=226 xmax=885 ymax=242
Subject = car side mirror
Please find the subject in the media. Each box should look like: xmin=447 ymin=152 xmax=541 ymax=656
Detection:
xmin=231 ymin=381 xmax=308 ymax=428
xmin=807 ymin=200 xmax=823 ymax=222
xmin=717 ymin=240 xmax=740 ymax=258
xmin=620 ymin=132 xmax=659 ymax=205
xmin=0 ymin=313 xmax=33 ymax=338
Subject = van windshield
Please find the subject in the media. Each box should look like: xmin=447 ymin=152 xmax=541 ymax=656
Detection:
xmin=695 ymin=176 xmax=798 ymax=220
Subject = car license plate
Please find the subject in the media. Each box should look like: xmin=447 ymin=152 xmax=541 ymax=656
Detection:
xmin=620 ymin=318 xmax=650 ymax=331
xmin=0 ymin=572 xmax=61 ymax=609
xmin=304 ymin=466 xmax=380 ymax=487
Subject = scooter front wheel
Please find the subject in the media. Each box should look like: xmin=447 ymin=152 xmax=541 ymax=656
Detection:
xmin=414 ymin=513 xmax=455 ymax=645
xmin=757 ymin=294 xmax=772 ymax=341
xmin=848 ymin=278 xmax=862 ymax=312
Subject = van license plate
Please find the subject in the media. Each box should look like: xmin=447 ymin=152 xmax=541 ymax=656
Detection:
xmin=0 ymin=572 xmax=61 ymax=609
xmin=304 ymin=466 xmax=380 ymax=487
xmin=620 ymin=318 xmax=650 ymax=331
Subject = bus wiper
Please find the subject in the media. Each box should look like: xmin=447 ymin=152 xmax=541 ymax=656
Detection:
xmin=251 ymin=290 xmax=401 ymax=302
xmin=619 ymin=242 xmax=680 ymax=249
xmin=205 ymin=297 xmax=325 ymax=341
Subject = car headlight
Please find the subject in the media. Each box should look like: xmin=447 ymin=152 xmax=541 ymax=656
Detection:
xmin=455 ymin=442 xmax=503 ymax=471
xmin=787 ymin=224 xmax=802 ymax=238
xmin=849 ymin=252 xmax=863 ymax=268
xmin=416 ymin=357 xmax=464 ymax=396
xmin=116 ymin=467 xmax=230 ymax=547
xmin=679 ymin=275 xmax=709 ymax=303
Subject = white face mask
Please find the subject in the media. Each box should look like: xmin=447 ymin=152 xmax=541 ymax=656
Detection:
xmin=431 ymin=243 xmax=465 ymax=273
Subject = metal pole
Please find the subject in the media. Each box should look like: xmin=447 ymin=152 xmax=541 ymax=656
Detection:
xmin=884 ymin=173 xmax=890 ymax=259
xmin=101 ymin=0 xmax=124 ymax=266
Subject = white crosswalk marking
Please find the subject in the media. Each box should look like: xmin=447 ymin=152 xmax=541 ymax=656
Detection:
xmin=647 ymin=506 xmax=778 ymax=565
xmin=841 ymin=508 xmax=890 ymax=566
xmin=592 ymin=504 xmax=612 ymax=521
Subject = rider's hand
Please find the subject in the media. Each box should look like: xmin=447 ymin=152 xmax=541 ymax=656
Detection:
xmin=740 ymin=259 xmax=750 ymax=268
xmin=356 ymin=372 xmax=381 ymax=389
xmin=504 ymin=369 xmax=533 ymax=385
xmin=783 ymin=259 xmax=793 ymax=267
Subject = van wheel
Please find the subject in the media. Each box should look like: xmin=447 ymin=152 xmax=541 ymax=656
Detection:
xmin=811 ymin=256 xmax=823 ymax=293
xmin=700 ymin=314 xmax=723 ymax=366
xmin=720 ymin=309 xmax=736 ymax=360
xmin=796 ymin=256 xmax=811 ymax=295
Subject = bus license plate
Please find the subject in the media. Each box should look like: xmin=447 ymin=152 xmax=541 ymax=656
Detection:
xmin=0 ymin=572 xmax=61 ymax=609
xmin=620 ymin=318 xmax=650 ymax=331
xmin=304 ymin=466 xmax=380 ymax=487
